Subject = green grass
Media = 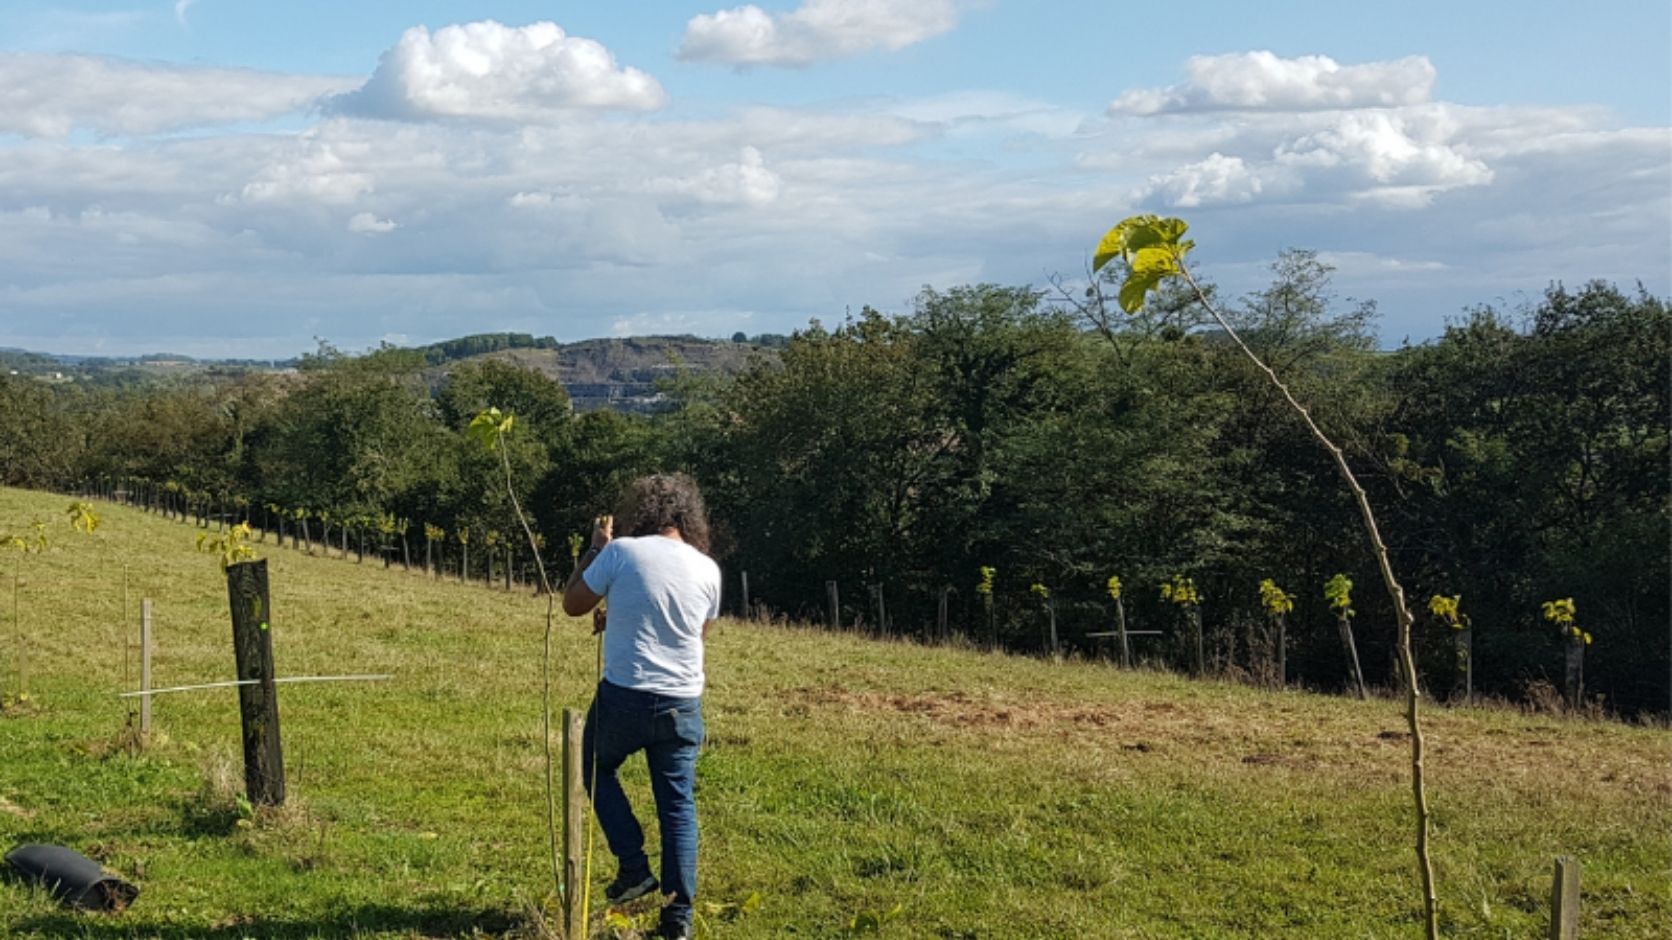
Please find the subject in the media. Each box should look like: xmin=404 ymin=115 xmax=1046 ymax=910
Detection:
xmin=1 ymin=486 xmax=1668 ymax=938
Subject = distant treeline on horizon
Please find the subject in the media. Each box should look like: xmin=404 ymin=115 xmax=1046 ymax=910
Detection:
xmin=2 ymin=263 xmax=1667 ymax=715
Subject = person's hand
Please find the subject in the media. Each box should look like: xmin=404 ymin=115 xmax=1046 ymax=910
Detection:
xmin=592 ymin=606 xmax=607 ymax=635
xmin=591 ymin=514 xmax=613 ymax=551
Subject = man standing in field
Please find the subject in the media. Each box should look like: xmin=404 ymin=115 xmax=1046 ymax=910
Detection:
xmin=563 ymin=473 xmax=721 ymax=940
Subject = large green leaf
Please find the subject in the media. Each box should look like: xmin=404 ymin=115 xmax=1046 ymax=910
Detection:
xmin=1118 ymin=269 xmax=1165 ymax=313
xmin=1091 ymin=219 xmax=1136 ymax=273
xmin=1131 ymin=245 xmax=1179 ymax=278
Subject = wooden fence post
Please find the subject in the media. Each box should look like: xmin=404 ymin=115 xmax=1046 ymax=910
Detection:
xmin=1115 ymin=597 xmax=1131 ymax=668
xmin=936 ymin=587 xmax=950 ymax=642
xmin=226 ymin=559 xmax=285 ymax=806
xmin=1047 ymin=599 xmax=1060 ymax=661
xmin=139 ymin=599 xmax=154 ymax=738
xmin=1277 ymin=613 xmax=1288 ymax=688
xmin=1563 ymin=640 xmax=1585 ymax=710
xmin=1455 ymin=627 xmax=1472 ymax=702
xmin=740 ymin=571 xmax=750 ymax=620
xmin=826 ymin=581 xmax=840 ymax=630
xmin=561 ymin=708 xmax=588 ymax=940
xmin=1338 ymin=613 xmax=1367 ymax=700
xmin=1191 ymin=607 xmax=1205 ymax=677
xmin=1549 ymin=855 xmax=1579 ymax=939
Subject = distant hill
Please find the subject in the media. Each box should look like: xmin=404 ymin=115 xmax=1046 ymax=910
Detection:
xmin=432 ymin=335 xmax=769 ymax=413
xmin=4 ymin=331 xmax=776 ymax=411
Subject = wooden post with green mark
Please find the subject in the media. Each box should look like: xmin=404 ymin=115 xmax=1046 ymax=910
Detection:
xmin=226 ymin=559 xmax=285 ymax=806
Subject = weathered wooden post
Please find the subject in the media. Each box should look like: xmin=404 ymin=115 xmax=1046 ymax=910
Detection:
xmin=1191 ymin=607 xmax=1205 ymax=677
xmin=1047 ymin=598 xmax=1060 ymax=661
xmin=1338 ymin=612 xmax=1367 ymax=700
xmin=1276 ymin=612 xmax=1287 ymax=688
xmin=1563 ymin=637 xmax=1585 ymax=710
xmin=1115 ymin=596 xmax=1131 ymax=669
xmin=561 ymin=708 xmax=588 ymax=939
xmin=740 ymin=571 xmax=750 ymax=620
xmin=1549 ymin=855 xmax=1579 ymax=939
xmin=936 ymin=587 xmax=950 ymax=642
xmin=139 ymin=599 xmax=154 ymax=738
xmin=826 ymin=581 xmax=840 ymax=630
xmin=225 ymin=559 xmax=285 ymax=806
xmin=1455 ymin=625 xmax=1472 ymax=702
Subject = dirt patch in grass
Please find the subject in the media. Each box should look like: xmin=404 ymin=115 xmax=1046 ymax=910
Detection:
xmin=786 ymin=684 xmax=1671 ymax=798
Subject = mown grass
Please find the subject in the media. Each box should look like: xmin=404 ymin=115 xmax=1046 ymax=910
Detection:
xmin=1 ymin=486 xmax=1667 ymax=938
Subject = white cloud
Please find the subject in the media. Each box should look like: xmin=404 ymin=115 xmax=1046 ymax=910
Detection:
xmin=0 ymin=53 xmax=353 ymax=137
xmin=1128 ymin=105 xmax=1494 ymax=210
xmin=234 ymin=131 xmax=375 ymax=205
xmin=348 ymin=212 xmax=397 ymax=234
xmin=646 ymin=147 xmax=782 ymax=206
xmin=1111 ymin=51 xmax=1436 ymax=115
xmin=679 ymin=0 xmax=960 ymax=67
xmin=0 ymin=47 xmax=1665 ymax=356
xmin=330 ymin=20 xmax=665 ymax=122
xmin=881 ymin=91 xmax=1087 ymax=139
xmin=1139 ymin=153 xmax=1289 ymax=208
xmin=174 ymin=0 xmax=197 ymax=27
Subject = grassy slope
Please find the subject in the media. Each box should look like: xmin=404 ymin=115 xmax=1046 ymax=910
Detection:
xmin=0 ymin=487 xmax=1666 ymax=939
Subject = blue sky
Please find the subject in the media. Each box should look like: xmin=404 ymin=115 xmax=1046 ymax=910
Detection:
xmin=3 ymin=0 xmax=1668 ymax=356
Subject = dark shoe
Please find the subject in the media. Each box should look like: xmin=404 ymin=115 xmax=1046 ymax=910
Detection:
xmin=604 ymin=869 xmax=658 ymax=904
xmin=654 ymin=921 xmax=691 ymax=940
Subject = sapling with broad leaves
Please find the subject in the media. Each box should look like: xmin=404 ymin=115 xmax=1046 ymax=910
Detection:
xmin=1107 ymin=575 xmax=1130 ymax=667
xmin=1030 ymin=582 xmax=1058 ymax=659
xmin=1258 ymin=579 xmax=1294 ymax=688
xmin=456 ymin=526 xmax=471 ymax=582
xmin=1159 ymin=574 xmax=1202 ymax=675
xmin=1542 ymin=598 xmax=1590 ymax=708
xmin=1428 ymin=594 xmax=1471 ymax=701
xmin=1090 ymin=212 xmax=1438 ymax=938
xmin=1324 ymin=573 xmax=1368 ymax=700
xmin=465 ymin=407 xmax=567 ymax=913
xmin=976 ymin=565 xmax=996 ymax=649
xmin=424 ymin=523 xmax=443 ymax=577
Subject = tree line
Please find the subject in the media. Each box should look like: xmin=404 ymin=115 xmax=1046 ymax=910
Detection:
xmin=1 ymin=256 xmax=1665 ymax=714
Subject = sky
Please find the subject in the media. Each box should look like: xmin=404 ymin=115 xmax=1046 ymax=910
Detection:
xmin=2 ymin=0 xmax=1668 ymax=358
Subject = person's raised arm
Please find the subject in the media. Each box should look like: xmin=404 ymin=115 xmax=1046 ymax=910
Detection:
xmin=562 ymin=515 xmax=612 ymax=617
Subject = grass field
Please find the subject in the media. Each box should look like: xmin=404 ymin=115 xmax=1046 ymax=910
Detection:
xmin=1 ymin=486 xmax=1667 ymax=938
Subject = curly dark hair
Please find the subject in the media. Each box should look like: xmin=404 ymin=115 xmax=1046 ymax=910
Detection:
xmin=614 ymin=473 xmax=712 ymax=554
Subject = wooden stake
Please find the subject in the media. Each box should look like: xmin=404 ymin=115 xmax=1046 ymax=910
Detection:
xmin=1339 ymin=614 xmax=1368 ymax=700
xmin=1115 ymin=597 xmax=1131 ymax=668
xmin=740 ymin=571 xmax=750 ymax=619
xmin=561 ymin=708 xmax=587 ymax=940
xmin=226 ymin=560 xmax=285 ymax=806
xmin=1047 ymin=599 xmax=1060 ymax=661
xmin=826 ymin=581 xmax=839 ymax=630
xmin=1549 ymin=855 xmax=1579 ymax=939
xmin=139 ymin=599 xmax=154 ymax=738
xmin=14 ymin=564 xmax=26 ymax=701
xmin=1191 ymin=607 xmax=1205 ymax=677
xmin=1563 ymin=641 xmax=1585 ymax=710
xmin=1277 ymin=613 xmax=1287 ymax=688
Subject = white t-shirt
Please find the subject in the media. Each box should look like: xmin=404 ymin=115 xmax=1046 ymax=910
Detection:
xmin=583 ymin=535 xmax=722 ymax=698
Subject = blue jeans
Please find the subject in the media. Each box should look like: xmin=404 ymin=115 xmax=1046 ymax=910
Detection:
xmin=583 ymin=679 xmax=704 ymax=928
